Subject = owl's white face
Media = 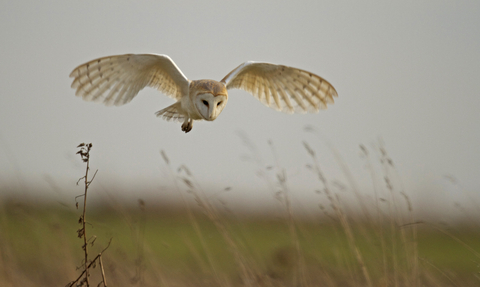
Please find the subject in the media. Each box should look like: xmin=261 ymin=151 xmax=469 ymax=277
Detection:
xmin=195 ymin=93 xmax=228 ymax=121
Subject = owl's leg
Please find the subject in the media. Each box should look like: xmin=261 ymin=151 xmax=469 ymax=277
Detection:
xmin=181 ymin=118 xmax=193 ymax=133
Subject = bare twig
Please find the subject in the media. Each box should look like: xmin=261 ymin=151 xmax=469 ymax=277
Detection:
xmin=66 ymin=143 xmax=109 ymax=287
xmin=81 ymin=144 xmax=92 ymax=286
xmin=99 ymin=255 xmax=107 ymax=287
xmin=67 ymin=238 xmax=113 ymax=287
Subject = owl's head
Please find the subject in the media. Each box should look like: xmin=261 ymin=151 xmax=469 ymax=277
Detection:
xmin=191 ymin=80 xmax=228 ymax=121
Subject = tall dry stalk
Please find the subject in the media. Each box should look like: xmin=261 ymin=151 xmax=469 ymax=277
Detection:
xmin=161 ymin=149 xmax=256 ymax=286
xmin=67 ymin=143 xmax=110 ymax=287
xmin=79 ymin=143 xmax=94 ymax=285
xmin=303 ymin=141 xmax=373 ymax=287
xmin=160 ymin=150 xmax=227 ymax=286
xmin=268 ymin=140 xmax=308 ymax=287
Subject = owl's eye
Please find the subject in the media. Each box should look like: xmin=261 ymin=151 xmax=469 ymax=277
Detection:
xmin=202 ymin=100 xmax=209 ymax=106
xmin=217 ymin=101 xmax=223 ymax=106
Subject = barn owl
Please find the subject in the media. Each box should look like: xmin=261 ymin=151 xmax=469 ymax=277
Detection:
xmin=70 ymin=54 xmax=337 ymax=133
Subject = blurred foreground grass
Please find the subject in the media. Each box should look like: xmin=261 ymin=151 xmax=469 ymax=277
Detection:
xmin=2 ymin=138 xmax=479 ymax=286
xmin=1 ymin=196 xmax=479 ymax=287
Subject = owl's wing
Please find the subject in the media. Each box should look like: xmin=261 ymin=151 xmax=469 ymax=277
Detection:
xmin=221 ymin=61 xmax=337 ymax=113
xmin=70 ymin=54 xmax=190 ymax=106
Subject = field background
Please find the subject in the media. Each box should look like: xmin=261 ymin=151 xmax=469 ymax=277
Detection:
xmin=1 ymin=195 xmax=480 ymax=287
xmin=2 ymin=142 xmax=480 ymax=287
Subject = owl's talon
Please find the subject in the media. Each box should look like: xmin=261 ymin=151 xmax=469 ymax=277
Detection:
xmin=181 ymin=119 xmax=193 ymax=133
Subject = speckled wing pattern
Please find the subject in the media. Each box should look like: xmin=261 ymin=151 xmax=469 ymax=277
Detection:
xmin=221 ymin=62 xmax=337 ymax=113
xmin=69 ymin=54 xmax=190 ymax=106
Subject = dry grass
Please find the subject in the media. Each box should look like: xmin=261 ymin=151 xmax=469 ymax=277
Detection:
xmin=0 ymin=138 xmax=479 ymax=286
xmin=68 ymin=143 xmax=110 ymax=287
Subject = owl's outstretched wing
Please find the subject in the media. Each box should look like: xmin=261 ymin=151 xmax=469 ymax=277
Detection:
xmin=221 ymin=61 xmax=337 ymax=113
xmin=70 ymin=54 xmax=190 ymax=106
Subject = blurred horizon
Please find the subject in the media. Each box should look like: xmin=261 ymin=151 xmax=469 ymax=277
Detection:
xmin=1 ymin=136 xmax=477 ymax=225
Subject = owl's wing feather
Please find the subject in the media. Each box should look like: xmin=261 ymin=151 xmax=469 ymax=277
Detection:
xmin=221 ymin=61 xmax=337 ymax=113
xmin=154 ymin=102 xmax=185 ymax=123
xmin=70 ymin=54 xmax=190 ymax=106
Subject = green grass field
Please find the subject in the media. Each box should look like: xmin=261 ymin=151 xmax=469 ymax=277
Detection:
xmin=1 ymin=196 xmax=479 ymax=287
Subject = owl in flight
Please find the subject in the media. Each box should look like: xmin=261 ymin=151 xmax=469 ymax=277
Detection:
xmin=70 ymin=54 xmax=337 ymax=133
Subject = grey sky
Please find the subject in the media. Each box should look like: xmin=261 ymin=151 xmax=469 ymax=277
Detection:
xmin=0 ymin=1 xmax=479 ymax=213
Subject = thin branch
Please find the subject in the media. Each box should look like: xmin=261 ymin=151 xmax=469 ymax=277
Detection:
xmin=87 ymin=169 xmax=99 ymax=187
xmin=76 ymin=177 xmax=86 ymax=185
xmin=67 ymin=143 xmax=109 ymax=287
xmin=99 ymin=255 xmax=107 ymax=287
xmin=82 ymin=146 xmax=91 ymax=286
xmin=67 ymin=238 xmax=113 ymax=287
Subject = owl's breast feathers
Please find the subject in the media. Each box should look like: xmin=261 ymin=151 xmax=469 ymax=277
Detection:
xmin=189 ymin=80 xmax=228 ymax=97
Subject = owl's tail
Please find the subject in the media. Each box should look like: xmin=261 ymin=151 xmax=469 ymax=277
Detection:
xmin=155 ymin=102 xmax=185 ymax=122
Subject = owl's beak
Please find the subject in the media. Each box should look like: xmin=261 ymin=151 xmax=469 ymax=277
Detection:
xmin=208 ymin=109 xmax=216 ymax=121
